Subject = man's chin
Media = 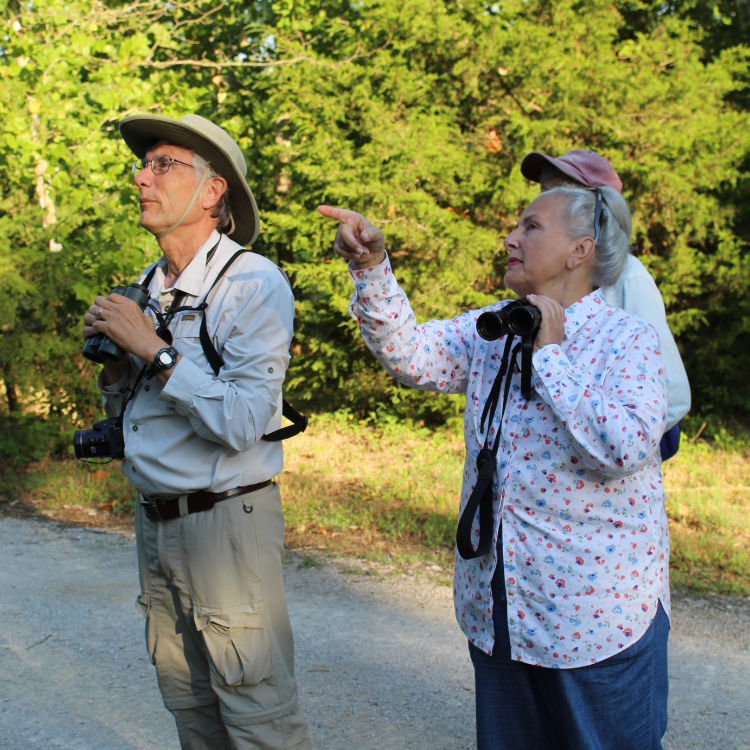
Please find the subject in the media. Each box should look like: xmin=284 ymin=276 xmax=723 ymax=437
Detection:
xmin=139 ymin=212 xmax=166 ymax=236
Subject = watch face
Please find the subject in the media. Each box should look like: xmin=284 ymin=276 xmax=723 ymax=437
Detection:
xmin=158 ymin=350 xmax=174 ymax=367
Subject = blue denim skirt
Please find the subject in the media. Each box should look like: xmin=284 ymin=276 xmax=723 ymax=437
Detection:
xmin=469 ymin=540 xmax=670 ymax=750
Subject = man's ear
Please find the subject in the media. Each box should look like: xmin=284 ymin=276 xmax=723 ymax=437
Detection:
xmin=567 ymin=237 xmax=595 ymax=271
xmin=202 ymin=175 xmax=227 ymax=211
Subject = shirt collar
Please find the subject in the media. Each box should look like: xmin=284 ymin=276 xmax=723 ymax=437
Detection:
xmin=158 ymin=229 xmax=222 ymax=298
xmin=563 ymin=289 xmax=607 ymax=339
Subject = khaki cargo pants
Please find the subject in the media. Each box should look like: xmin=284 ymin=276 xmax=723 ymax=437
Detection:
xmin=135 ymin=482 xmax=312 ymax=750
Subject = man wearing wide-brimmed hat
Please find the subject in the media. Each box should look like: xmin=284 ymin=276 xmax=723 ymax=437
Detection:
xmin=81 ymin=114 xmax=312 ymax=749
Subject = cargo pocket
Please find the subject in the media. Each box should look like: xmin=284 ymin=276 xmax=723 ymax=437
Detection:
xmin=136 ymin=591 xmax=151 ymax=617
xmin=195 ymin=604 xmax=272 ymax=688
xmin=136 ymin=592 xmax=158 ymax=666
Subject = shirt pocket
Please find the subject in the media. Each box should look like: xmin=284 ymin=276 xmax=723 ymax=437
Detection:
xmin=171 ymin=313 xmax=203 ymax=343
xmin=170 ymin=313 xmax=213 ymax=373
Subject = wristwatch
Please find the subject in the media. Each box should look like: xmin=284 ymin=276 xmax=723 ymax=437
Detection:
xmin=151 ymin=346 xmax=178 ymax=372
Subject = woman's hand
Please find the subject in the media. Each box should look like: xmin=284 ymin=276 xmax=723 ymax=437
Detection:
xmin=317 ymin=205 xmax=386 ymax=269
xmin=527 ymin=294 xmax=565 ymax=352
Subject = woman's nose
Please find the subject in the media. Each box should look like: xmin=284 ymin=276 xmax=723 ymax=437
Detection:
xmin=504 ymin=229 xmax=520 ymax=252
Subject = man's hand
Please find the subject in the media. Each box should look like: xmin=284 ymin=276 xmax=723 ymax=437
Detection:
xmin=89 ymin=293 xmax=164 ymax=365
xmin=527 ymin=294 xmax=565 ymax=352
xmin=82 ymin=297 xmax=107 ymax=342
xmin=317 ymin=205 xmax=386 ymax=269
xmin=83 ymin=295 xmax=128 ymax=385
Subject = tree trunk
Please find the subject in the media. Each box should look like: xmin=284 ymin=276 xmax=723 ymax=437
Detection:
xmin=4 ymin=378 xmax=19 ymax=414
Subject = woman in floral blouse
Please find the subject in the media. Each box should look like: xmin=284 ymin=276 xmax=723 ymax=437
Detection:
xmin=319 ymin=185 xmax=671 ymax=750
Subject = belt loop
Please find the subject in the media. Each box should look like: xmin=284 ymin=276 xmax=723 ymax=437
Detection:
xmin=178 ymin=495 xmax=189 ymax=517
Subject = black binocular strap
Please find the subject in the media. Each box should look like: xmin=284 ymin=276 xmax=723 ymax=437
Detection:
xmin=139 ymin=246 xmax=307 ymax=442
xmin=521 ymin=334 xmax=534 ymax=401
xmin=456 ymin=339 xmax=523 ymax=560
xmin=480 ymin=335 xmax=516 ymax=434
xmin=190 ymin=250 xmax=308 ymax=442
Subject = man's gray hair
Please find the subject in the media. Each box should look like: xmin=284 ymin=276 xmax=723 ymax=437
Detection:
xmin=192 ymin=152 xmax=234 ymax=235
xmin=539 ymin=162 xmax=578 ymax=189
xmin=543 ymin=185 xmax=633 ymax=288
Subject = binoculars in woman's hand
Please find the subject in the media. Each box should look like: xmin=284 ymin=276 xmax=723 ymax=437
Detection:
xmin=476 ymin=298 xmax=542 ymax=341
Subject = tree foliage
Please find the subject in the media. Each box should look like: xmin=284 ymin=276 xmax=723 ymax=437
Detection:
xmin=1 ymin=0 xmax=748 ymax=457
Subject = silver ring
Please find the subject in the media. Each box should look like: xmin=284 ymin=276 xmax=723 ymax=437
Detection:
xmin=96 ymin=307 xmax=103 ymax=320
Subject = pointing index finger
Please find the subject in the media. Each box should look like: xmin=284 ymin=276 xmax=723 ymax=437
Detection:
xmin=317 ymin=204 xmax=352 ymax=221
xmin=317 ymin=205 xmax=371 ymax=229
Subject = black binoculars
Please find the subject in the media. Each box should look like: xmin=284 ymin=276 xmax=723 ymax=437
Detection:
xmin=476 ymin=298 xmax=542 ymax=341
xmin=82 ymin=283 xmax=151 ymax=364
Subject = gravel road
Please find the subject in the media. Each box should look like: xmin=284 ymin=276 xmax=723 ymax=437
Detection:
xmin=1 ymin=518 xmax=748 ymax=750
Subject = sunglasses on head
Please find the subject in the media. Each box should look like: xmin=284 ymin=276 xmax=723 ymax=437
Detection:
xmin=593 ymin=188 xmax=606 ymax=245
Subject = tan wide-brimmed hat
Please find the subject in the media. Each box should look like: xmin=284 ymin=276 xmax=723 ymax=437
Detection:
xmin=119 ymin=113 xmax=260 ymax=246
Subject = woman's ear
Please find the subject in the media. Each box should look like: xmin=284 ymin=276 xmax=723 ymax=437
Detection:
xmin=567 ymin=237 xmax=595 ymax=271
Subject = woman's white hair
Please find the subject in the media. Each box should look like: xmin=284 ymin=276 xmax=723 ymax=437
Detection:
xmin=542 ymin=185 xmax=633 ymax=288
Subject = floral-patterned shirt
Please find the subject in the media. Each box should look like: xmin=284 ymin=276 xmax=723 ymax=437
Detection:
xmin=348 ymin=255 xmax=671 ymax=668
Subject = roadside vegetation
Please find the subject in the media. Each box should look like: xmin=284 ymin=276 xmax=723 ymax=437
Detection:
xmin=2 ymin=0 xmax=749 ymax=458
xmin=1 ymin=414 xmax=748 ymax=596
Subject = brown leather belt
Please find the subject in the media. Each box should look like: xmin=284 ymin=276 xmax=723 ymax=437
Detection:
xmin=141 ymin=480 xmax=273 ymax=522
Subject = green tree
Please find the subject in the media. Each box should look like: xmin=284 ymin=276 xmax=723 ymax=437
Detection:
xmin=1 ymin=0 xmax=748 ymax=460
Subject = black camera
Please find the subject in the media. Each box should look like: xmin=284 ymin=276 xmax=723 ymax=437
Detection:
xmin=476 ymin=298 xmax=542 ymax=341
xmin=73 ymin=417 xmax=125 ymax=460
xmin=82 ymin=282 xmax=151 ymax=364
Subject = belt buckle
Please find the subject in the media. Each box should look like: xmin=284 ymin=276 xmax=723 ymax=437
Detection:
xmin=141 ymin=499 xmax=164 ymax=522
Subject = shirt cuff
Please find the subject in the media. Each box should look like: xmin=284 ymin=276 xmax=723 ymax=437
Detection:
xmin=159 ymin=355 xmax=212 ymax=414
xmin=531 ymin=344 xmax=581 ymax=412
xmin=97 ymin=368 xmax=129 ymax=395
xmin=347 ymin=253 xmax=395 ymax=318
xmin=347 ymin=252 xmax=391 ymax=284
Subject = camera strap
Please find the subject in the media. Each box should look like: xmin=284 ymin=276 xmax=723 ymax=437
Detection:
xmin=455 ymin=334 xmax=526 ymax=560
xmin=116 ymin=364 xmax=148 ymax=428
xmin=139 ymin=242 xmax=307 ymax=442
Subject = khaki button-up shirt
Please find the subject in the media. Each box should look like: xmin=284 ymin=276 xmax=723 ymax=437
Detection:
xmin=99 ymin=230 xmax=294 ymax=499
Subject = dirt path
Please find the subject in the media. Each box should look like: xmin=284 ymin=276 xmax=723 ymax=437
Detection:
xmin=0 ymin=518 xmax=748 ymax=750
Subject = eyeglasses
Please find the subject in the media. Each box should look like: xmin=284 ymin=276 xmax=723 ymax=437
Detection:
xmin=132 ymin=155 xmax=194 ymax=179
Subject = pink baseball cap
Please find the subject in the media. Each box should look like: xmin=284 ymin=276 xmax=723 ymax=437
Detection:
xmin=521 ymin=148 xmax=623 ymax=193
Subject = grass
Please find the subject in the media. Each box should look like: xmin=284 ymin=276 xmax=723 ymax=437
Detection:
xmin=0 ymin=458 xmax=138 ymax=528
xmin=278 ymin=413 xmax=464 ymax=571
xmin=1 ymin=413 xmax=748 ymax=595
xmin=661 ymin=439 xmax=750 ymax=596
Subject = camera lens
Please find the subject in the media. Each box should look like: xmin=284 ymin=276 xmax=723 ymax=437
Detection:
xmin=73 ymin=428 xmax=112 ymax=460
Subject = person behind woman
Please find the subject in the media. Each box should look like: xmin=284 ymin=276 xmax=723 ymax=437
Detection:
xmin=521 ymin=148 xmax=690 ymax=460
xmin=319 ymin=186 xmax=671 ymax=750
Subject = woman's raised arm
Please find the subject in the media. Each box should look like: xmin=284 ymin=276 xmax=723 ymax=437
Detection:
xmin=318 ymin=205 xmax=479 ymax=395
